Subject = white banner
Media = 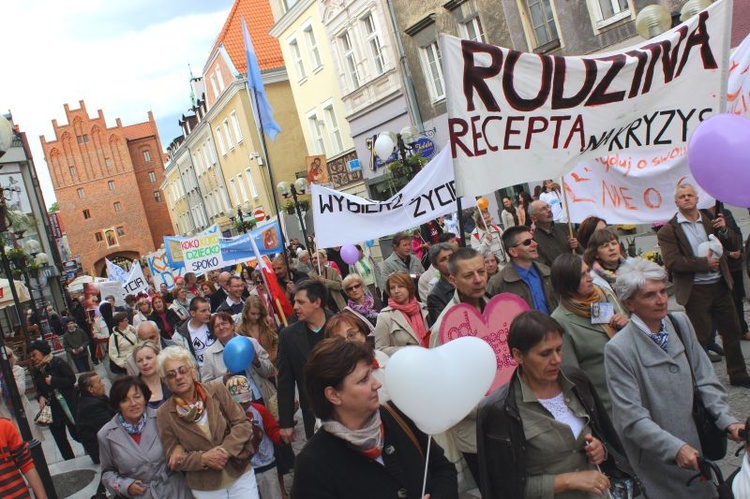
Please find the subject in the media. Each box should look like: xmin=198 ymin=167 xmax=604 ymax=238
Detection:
xmin=123 ymin=264 xmax=149 ymax=296
xmin=312 ymin=148 xmax=457 ymax=247
xmin=563 ymin=148 xmax=714 ymax=223
xmin=443 ymin=0 xmax=731 ymax=196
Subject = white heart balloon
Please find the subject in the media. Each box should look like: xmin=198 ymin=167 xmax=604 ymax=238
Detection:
xmin=385 ymin=336 xmax=497 ymax=435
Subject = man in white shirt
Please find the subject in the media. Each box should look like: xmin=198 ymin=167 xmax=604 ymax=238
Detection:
xmin=173 ymin=296 xmax=215 ymax=368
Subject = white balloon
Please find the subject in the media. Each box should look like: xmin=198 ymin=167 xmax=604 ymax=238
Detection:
xmin=385 ymin=337 xmax=496 ymax=435
xmin=374 ymin=132 xmax=396 ymax=161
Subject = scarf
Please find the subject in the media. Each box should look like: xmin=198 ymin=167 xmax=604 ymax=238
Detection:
xmin=561 ymin=286 xmax=616 ymax=339
xmin=388 ymin=297 xmax=429 ymax=347
xmin=119 ymin=412 xmax=147 ymax=435
xmin=348 ymin=291 xmax=377 ymax=320
xmin=174 ymin=382 xmax=208 ymax=423
xmin=320 ymin=411 xmax=384 ymax=460
xmin=590 ymin=259 xmax=623 ymax=286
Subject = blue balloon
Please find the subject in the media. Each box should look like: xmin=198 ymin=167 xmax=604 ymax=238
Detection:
xmin=365 ymin=239 xmax=375 ymax=248
xmin=223 ymin=336 xmax=256 ymax=373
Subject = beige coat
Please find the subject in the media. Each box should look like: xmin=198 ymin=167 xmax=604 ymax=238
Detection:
xmin=156 ymin=380 xmax=254 ymax=491
xmin=373 ymin=303 xmax=429 ymax=357
xmin=308 ymin=266 xmax=347 ymax=312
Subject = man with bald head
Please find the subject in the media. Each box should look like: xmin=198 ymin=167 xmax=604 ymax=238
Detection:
xmin=125 ymin=320 xmax=174 ymax=375
xmin=209 ymin=270 xmax=232 ymax=312
xmin=529 ymin=200 xmax=579 ymax=267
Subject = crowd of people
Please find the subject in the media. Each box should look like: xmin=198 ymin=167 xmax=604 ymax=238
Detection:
xmin=3 ymin=180 xmax=750 ymax=498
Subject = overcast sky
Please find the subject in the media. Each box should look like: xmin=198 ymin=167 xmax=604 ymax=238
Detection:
xmin=0 ymin=0 xmax=234 ymax=208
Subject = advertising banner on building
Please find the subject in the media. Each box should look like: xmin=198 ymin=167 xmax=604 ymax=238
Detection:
xmin=443 ymin=0 xmax=731 ymax=196
xmin=311 ymin=148 xmax=458 ymax=248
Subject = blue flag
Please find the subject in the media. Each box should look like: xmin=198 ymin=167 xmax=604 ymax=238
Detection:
xmin=242 ymin=17 xmax=281 ymax=141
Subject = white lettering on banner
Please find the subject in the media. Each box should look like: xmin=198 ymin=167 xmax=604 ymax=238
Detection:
xmin=443 ymin=1 xmax=730 ymax=196
xmin=312 ymin=148 xmax=458 ymax=248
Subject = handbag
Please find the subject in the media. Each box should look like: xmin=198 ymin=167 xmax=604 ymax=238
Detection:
xmin=667 ymin=313 xmax=728 ymax=460
xmin=34 ymin=405 xmax=52 ymax=426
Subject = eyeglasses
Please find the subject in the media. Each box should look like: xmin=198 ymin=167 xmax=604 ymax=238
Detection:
xmin=164 ymin=365 xmax=192 ymax=379
xmin=512 ymin=238 xmax=534 ymax=248
xmin=345 ymin=283 xmax=362 ymax=292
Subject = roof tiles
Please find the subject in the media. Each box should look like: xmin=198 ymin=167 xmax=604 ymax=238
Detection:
xmin=211 ymin=0 xmax=284 ymax=75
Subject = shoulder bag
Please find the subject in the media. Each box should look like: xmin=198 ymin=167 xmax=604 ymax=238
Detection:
xmin=667 ymin=313 xmax=727 ymax=460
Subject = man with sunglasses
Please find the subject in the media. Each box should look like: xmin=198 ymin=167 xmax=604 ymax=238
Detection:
xmin=488 ymin=226 xmax=558 ymax=312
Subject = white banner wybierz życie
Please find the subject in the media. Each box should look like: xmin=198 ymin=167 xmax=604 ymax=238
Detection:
xmin=312 ymin=148 xmax=457 ymax=247
xmin=443 ymin=0 xmax=731 ymax=197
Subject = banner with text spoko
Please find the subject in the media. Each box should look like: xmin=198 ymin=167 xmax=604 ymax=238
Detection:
xmin=312 ymin=148 xmax=457 ymax=248
xmin=181 ymin=232 xmax=225 ymax=274
xmin=443 ymin=0 xmax=730 ymax=197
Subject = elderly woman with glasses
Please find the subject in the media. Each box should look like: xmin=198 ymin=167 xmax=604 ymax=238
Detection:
xmin=156 ymin=346 xmax=259 ymax=498
xmin=342 ymin=274 xmax=380 ymax=326
xmin=99 ymin=376 xmax=191 ymax=499
xmin=604 ymin=258 xmax=744 ymax=499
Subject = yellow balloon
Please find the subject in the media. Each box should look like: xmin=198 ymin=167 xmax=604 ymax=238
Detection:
xmin=476 ymin=197 xmax=489 ymax=210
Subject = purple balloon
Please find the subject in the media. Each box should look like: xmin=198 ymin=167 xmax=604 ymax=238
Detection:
xmin=688 ymin=114 xmax=750 ymax=207
xmin=340 ymin=244 xmax=360 ymax=265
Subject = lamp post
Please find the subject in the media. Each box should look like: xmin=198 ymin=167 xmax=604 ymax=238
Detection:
xmin=374 ymin=125 xmax=421 ymax=176
xmin=0 ymin=115 xmax=57 ymax=498
xmin=276 ymin=178 xmax=312 ymax=260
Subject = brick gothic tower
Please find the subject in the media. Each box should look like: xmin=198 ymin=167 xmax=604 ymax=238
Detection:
xmin=40 ymin=101 xmax=173 ymax=276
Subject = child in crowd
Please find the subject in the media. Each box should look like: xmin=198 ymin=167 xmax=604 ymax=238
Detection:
xmin=226 ymin=375 xmax=284 ymax=499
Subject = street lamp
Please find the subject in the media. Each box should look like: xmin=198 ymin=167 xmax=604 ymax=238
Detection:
xmin=0 ymin=114 xmax=57 ymax=498
xmin=276 ymin=178 xmax=312 ymax=259
xmin=374 ymin=125 xmax=420 ymax=175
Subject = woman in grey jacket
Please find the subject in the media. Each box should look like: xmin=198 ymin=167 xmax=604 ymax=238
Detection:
xmin=98 ymin=376 xmax=191 ymax=498
xmin=605 ymin=258 xmax=744 ymax=498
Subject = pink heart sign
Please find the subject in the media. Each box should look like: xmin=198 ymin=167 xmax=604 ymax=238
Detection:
xmin=439 ymin=293 xmax=529 ymax=393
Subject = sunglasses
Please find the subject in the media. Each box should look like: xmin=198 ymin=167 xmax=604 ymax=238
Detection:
xmin=512 ymin=238 xmax=534 ymax=248
xmin=345 ymin=283 xmax=363 ymax=292
xmin=164 ymin=365 xmax=193 ymax=379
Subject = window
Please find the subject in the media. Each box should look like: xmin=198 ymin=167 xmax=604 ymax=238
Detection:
xmin=105 ymin=158 xmax=112 ymax=168
xmin=76 ymin=135 xmax=89 ymax=144
xmin=236 ymin=174 xmax=249 ymax=203
xmin=302 ymin=24 xmax=322 ymax=70
xmin=307 ymin=113 xmax=326 ymax=155
xmin=339 ymin=31 xmax=360 ymax=88
xmin=230 ymin=111 xmax=244 ymax=142
xmin=77 ymin=188 xmax=84 ymax=199
xmin=362 ymin=14 xmax=385 ymax=75
xmin=589 ymin=0 xmax=629 ymax=25
xmin=229 ymin=179 xmax=240 ymax=205
xmin=210 ymin=74 xmax=220 ymax=98
xmin=116 ymin=226 xmax=125 ymax=237
xmin=525 ymin=0 xmax=559 ymax=49
xmin=69 ymin=166 xmax=77 ymax=180
xmin=83 ymin=209 xmax=91 ymax=219
xmin=223 ymin=119 xmax=235 ymax=149
xmin=95 ymin=232 xmax=103 ymax=242
xmin=143 ymin=150 xmax=152 ymax=162
xmin=148 ymin=171 xmax=156 ymax=183
xmin=420 ymin=42 xmax=445 ymax=101
xmin=153 ymin=191 xmax=162 ymax=202
xmin=108 ymin=180 xmax=115 ymax=190
xmin=215 ymin=66 xmax=225 ymax=93
xmin=216 ymin=126 xmax=227 ymax=155
xmin=460 ymin=16 xmax=485 ymax=42
xmin=113 ymin=202 xmax=121 ymax=212
xmin=283 ymin=0 xmax=298 ymax=10
xmin=245 ymin=169 xmax=259 ymax=198
xmin=289 ymin=38 xmax=306 ymax=81
xmin=323 ymin=104 xmax=344 ymax=154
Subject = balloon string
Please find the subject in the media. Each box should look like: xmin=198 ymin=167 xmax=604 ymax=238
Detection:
xmin=421 ymin=436 xmax=432 ymax=498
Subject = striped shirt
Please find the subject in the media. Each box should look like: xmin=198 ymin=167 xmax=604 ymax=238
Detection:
xmin=0 ymin=418 xmax=33 ymax=499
